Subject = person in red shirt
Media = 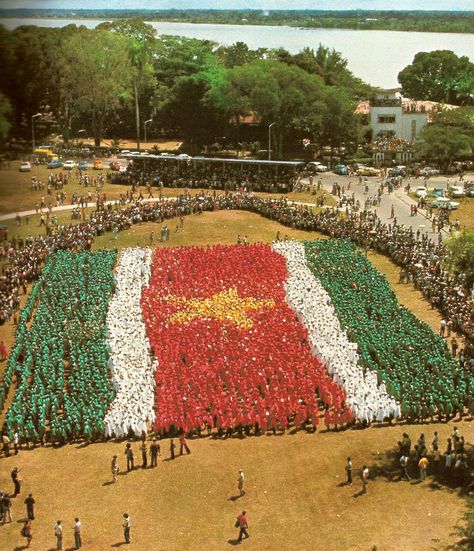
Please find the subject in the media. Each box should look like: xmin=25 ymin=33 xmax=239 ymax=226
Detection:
xmin=236 ymin=511 xmax=249 ymax=543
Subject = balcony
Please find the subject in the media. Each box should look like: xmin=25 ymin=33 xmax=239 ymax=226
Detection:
xmin=370 ymin=98 xmax=402 ymax=108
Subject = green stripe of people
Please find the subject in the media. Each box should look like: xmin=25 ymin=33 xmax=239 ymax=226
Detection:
xmin=3 ymin=250 xmax=117 ymax=443
xmin=304 ymin=240 xmax=467 ymax=421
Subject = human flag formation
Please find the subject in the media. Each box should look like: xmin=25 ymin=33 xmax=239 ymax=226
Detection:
xmin=2 ymin=241 xmax=464 ymax=442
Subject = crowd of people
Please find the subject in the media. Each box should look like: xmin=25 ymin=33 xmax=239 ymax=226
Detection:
xmin=141 ymin=244 xmax=351 ymax=435
xmin=2 ymin=250 xmax=117 ymax=443
xmin=1 ymin=183 xmax=473 ymax=439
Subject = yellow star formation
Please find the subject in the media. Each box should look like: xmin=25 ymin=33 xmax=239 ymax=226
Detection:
xmin=165 ymin=287 xmax=275 ymax=330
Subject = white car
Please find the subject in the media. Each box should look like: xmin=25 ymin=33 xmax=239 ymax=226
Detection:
xmin=449 ymin=185 xmax=465 ymax=198
xmin=178 ymin=153 xmax=192 ymax=159
xmin=19 ymin=161 xmax=32 ymax=172
xmin=129 ymin=151 xmax=141 ymax=157
xmin=421 ymin=167 xmax=440 ymax=177
xmin=415 ymin=186 xmax=428 ymax=198
xmin=307 ymin=161 xmax=329 ymax=173
xmin=63 ymin=160 xmax=76 ymax=170
xmin=433 ymin=197 xmax=459 ymax=210
xmin=118 ymin=150 xmax=130 ymax=158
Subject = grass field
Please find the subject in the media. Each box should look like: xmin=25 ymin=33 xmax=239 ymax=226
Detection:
xmin=0 ymin=162 xmax=334 ymax=217
xmin=0 ymin=205 xmax=471 ymax=550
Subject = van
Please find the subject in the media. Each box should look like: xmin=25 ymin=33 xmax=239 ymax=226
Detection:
xmin=34 ymin=148 xmax=58 ymax=161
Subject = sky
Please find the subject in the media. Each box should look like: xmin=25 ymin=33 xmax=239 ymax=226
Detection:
xmin=1 ymin=0 xmax=474 ymax=10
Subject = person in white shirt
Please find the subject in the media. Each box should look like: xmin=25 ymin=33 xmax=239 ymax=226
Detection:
xmin=73 ymin=517 xmax=81 ymax=549
xmin=55 ymin=520 xmax=63 ymax=550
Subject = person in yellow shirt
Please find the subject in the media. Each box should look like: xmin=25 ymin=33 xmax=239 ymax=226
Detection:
xmin=418 ymin=456 xmax=429 ymax=481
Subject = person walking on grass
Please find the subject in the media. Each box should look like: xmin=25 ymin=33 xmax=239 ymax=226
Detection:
xmin=345 ymin=457 xmax=353 ymax=485
xmin=179 ymin=433 xmax=191 ymax=455
xmin=237 ymin=470 xmax=245 ymax=496
xmin=123 ymin=513 xmax=131 ymax=544
xmin=150 ymin=437 xmax=160 ymax=467
xmin=236 ymin=511 xmax=249 ymax=543
xmin=21 ymin=519 xmax=32 ymax=547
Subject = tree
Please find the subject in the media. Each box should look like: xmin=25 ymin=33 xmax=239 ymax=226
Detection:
xmin=207 ymin=61 xmax=328 ymax=157
xmin=60 ymin=30 xmax=133 ymax=146
xmin=445 ymin=230 xmax=474 ymax=291
xmin=320 ymin=86 xmax=361 ymax=154
xmin=97 ymin=19 xmax=157 ymax=149
xmin=0 ymin=92 xmax=11 ymax=145
xmin=415 ymin=108 xmax=474 ymax=171
xmin=398 ymin=50 xmax=474 ymax=106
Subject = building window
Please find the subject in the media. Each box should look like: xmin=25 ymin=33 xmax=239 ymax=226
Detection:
xmin=378 ymin=115 xmax=396 ymax=124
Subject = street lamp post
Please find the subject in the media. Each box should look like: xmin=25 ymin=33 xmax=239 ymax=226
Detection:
xmin=144 ymin=119 xmax=152 ymax=149
xmin=268 ymin=122 xmax=276 ymax=161
xmin=31 ymin=113 xmax=41 ymax=151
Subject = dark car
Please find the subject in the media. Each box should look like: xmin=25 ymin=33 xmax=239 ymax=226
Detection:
xmin=47 ymin=159 xmax=63 ymax=169
xmin=78 ymin=161 xmax=89 ymax=171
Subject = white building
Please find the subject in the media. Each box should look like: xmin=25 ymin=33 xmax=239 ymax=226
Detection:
xmin=369 ymin=89 xmax=428 ymax=143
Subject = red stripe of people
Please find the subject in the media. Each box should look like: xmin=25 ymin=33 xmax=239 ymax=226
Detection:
xmin=141 ymin=244 xmax=353 ymax=433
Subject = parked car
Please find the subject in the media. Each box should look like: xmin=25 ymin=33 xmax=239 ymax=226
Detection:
xmin=415 ymin=186 xmax=428 ymax=198
xmin=307 ymin=161 xmax=329 ymax=173
xmin=420 ymin=166 xmax=440 ymax=177
xmin=334 ymin=163 xmax=349 ymax=175
xmin=19 ymin=161 xmax=32 ymax=172
xmin=432 ymin=197 xmax=459 ymax=210
xmin=449 ymin=185 xmax=465 ymax=198
xmin=93 ymin=160 xmax=104 ymax=170
xmin=63 ymin=160 xmax=76 ymax=170
xmin=466 ymin=185 xmax=474 ymax=197
xmin=78 ymin=161 xmax=89 ymax=171
xmin=129 ymin=151 xmax=141 ymax=157
xmin=357 ymin=165 xmax=379 ymax=176
xmin=47 ymin=159 xmax=63 ymax=169
xmin=109 ymin=160 xmax=122 ymax=171
xmin=118 ymin=150 xmax=130 ymax=158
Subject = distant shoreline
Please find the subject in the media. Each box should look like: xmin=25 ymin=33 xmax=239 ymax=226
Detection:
xmin=1 ymin=9 xmax=474 ymax=34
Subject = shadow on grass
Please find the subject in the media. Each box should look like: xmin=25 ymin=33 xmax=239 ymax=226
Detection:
xmin=227 ymin=538 xmax=242 ymax=546
xmin=228 ymin=494 xmax=243 ymax=502
xmin=102 ymin=480 xmax=115 ymax=487
xmin=111 ymin=543 xmax=128 ymax=548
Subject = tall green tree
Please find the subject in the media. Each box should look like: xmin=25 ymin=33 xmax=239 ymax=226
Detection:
xmin=415 ymin=107 xmax=474 ymax=171
xmin=0 ymin=92 xmax=11 ymax=146
xmin=398 ymin=50 xmax=474 ymax=106
xmin=446 ymin=230 xmax=474 ymax=291
xmin=60 ymin=30 xmax=133 ymax=146
xmin=97 ymin=19 xmax=157 ymax=149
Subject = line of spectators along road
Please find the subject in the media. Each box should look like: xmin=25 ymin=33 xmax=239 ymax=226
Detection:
xmin=0 ymin=191 xmax=473 ymax=355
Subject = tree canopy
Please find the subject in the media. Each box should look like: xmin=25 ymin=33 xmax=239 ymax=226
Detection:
xmin=398 ymin=50 xmax=474 ymax=106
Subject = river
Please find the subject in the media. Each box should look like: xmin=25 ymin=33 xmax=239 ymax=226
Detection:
xmin=1 ymin=18 xmax=474 ymax=88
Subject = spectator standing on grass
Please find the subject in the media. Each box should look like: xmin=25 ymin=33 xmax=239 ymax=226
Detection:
xmin=345 ymin=457 xmax=353 ymax=485
xmin=123 ymin=513 xmax=131 ymax=544
xmin=237 ymin=469 xmax=245 ymax=496
xmin=179 ymin=433 xmax=191 ymax=455
xmin=2 ymin=493 xmax=12 ymax=523
xmin=55 ymin=520 xmax=63 ymax=550
xmin=150 ymin=437 xmax=160 ymax=467
xmin=400 ymin=454 xmax=409 ymax=481
xmin=170 ymin=439 xmax=176 ymax=460
xmin=236 ymin=511 xmax=249 ymax=543
xmin=418 ymin=456 xmax=429 ymax=481
xmin=141 ymin=439 xmax=148 ymax=469
xmin=73 ymin=517 xmax=82 ymax=549
xmin=125 ymin=443 xmax=134 ymax=472
xmin=24 ymin=493 xmax=35 ymax=520
xmin=111 ymin=455 xmax=119 ymax=483
xmin=361 ymin=465 xmax=369 ymax=494
xmin=11 ymin=467 xmax=21 ymax=496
